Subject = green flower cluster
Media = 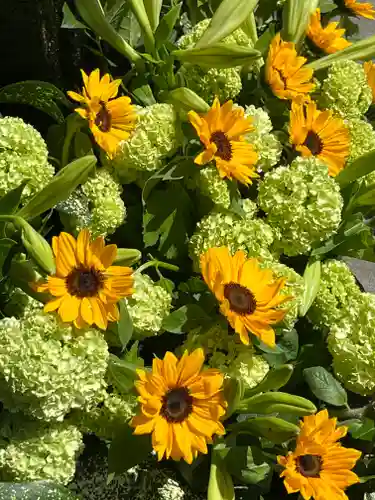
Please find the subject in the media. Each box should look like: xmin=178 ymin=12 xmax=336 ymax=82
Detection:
xmin=125 ymin=273 xmax=172 ymax=338
xmin=320 ymin=61 xmax=372 ymax=119
xmin=244 ymin=105 xmax=282 ymax=171
xmin=189 ymin=200 xmax=274 ymax=270
xmin=0 ymin=415 xmax=82 ymax=485
xmin=111 ymin=104 xmax=181 ymax=180
xmin=192 ymin=165 xmax=231 ymax=209
xmin=0 ymin=117 xmax=54 ymax=201
xmin=346 ymin=118 xmax=375 ymax=166
xmin=177 ymin=19 xmax=253 ymax=104
xmin=258 ymin=157 xmax=343 ymax=256
xmin=0 ymin=309 xmax=108 ymax=421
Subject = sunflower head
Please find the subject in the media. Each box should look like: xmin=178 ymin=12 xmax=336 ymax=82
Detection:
xmin=265 ymin=33 xmax=315 ymax=101
xmin=278 ymin=409 xmax=361 ymax=500
xmin=188 ymin=98 xmax=258 ymax=186
xmin=35 ymin=229 xmax=133 ymax=330
xmin=289 ymin=100 xmax=349 ymax=177
xmin=344 ymin=0 xmax=375 ymax=19
xmin=364 ymin=61 xmax=375 ymax=103
xmin=200 ymin=246 xmax=292 ymax=347
xmin=131 ymin=348 xmax=226 ymax=464
xmin=67 ymin=69 xmax=137 ymax=158
xmin=307 ymin=8 xmax=351 ymax=54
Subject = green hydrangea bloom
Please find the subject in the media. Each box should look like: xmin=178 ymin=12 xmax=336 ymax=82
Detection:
xmin=258 ymin=157 xmax=343 ymax=256
xmin=320 ymin=61 xmax=372 ymax=119
xmin=0 ymin=416 xmax=82 ymax=485
xmin=346 ymin=118 xmax=375 ymax=166
xmin=0 ymin=117 xmax=54 ymax=201
xmin=0 ymin=310 xmax=108 ymax=421
xmin=227 ymin=352 xmax=269 ymax=390
xmin=193 ymin=165 xmax=231 ymax=209
xmin=328 ymin=293 xmax=375 ymax=396
xmin=177 ymin=19 xmax=253 ymax=104
xmin=244 ymin=105 xmax=282 ymax=171
xmin=111 ymin=104 xmax=181 ymax=180
xmin=308 ymin=259 xmax=362 ymax=329
xmin=71 ymin=392 xmax=138 ymax=440
xmin=189 ymin=201 xmax=274 ymax=270
xmin=125 ymin=273 xmax=172 ymax=338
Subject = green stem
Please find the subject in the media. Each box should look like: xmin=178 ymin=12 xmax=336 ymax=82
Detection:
xmin=136 ymin=260 xmax=179 ymax=274
xmin=329 ymin=406 xmax=367 ymax=420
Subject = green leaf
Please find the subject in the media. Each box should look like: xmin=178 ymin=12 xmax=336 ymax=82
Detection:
xmin=17 ymin=155 xmax=97 ymax=220
xmin=0 ymin=238 xmax=17 ymax=278
xmin=132 ymin=84 xmax=156 ymax=106
xmin=162 ymin=304 xmax=211 ymax=333
xmin=354 ymin=186 xmax=375 ymax=207
xmin=224 ymin=446 xmax=271 ymax=485
xmin=299 ymin=260 xmax=321 ymax=316
xmin=0 ymin=182 xmax=28 ymax=215
xmin=336 ymin=150 xmax=375 ymax=188
xmin=229 ymin=416 xmax=300 ymax=444
xmin=117 ymin=300 xmax=133 ymax=349
xmin=254 ymin=24 xmax=276 ymax=56
xmin=74 ymin=130 xmax=93 ymax=158
xmin=303 ymin=366 xmax=348 ymax=407
xmin=196 ymin=0 xmax=258 ymax=47
xmin=144 ymin=0 xmax=162 ymax=31
xmin=173 ymin=44 xmax=262 ymax=69
xmin=256 ymin=329 xmax=299 ymax=367
xmin=156 ymin=277 xmax=175 ymax=294
xmin=61 ymin=2 xmax=87 ymax=28
xmin=0 ymin=481 xmax=79 ymax=499
xmin=166 ymin=87 xmax=210 ymax=114
xmin=245 ymin=365 xmax=294 ymax=397
xmin=208 ymin=448 xmax=235 ymax=500
xmin=0 ymin=81 xmax=71 ymax=123
xmin=224 ymin=377 xmax=244 ymax=419
xmin=108 ymin=424 xmax=152 ymax=475
xmin=117 ymin=7 xmax=142 ymax=47
xmin=348 ymin=418 xmax=375 ymax=441
xmin=319 ymin=0 xmax=337 ymax=13
xmin=155 ymin=3 xmax=182 ymax=48
xmin=238 ymin=391 xmax=316 ymax=416
xmin=107 ymin=353 xmax=140 ymax=393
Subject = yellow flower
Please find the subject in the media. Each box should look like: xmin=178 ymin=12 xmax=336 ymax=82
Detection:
xmin=344 ymin=0 xmax=375 ymax=19
xmin=289 ymin=100 xmax=350 ymax=177
xmin=35 ymin=229 xmax=133 ymax=330
xmin=188 ymin=98 xmax=258 ymax=186
xmin=131 ymin=349 xmax=226 ymax=464
xmin=265 ymin=33 xmax=315 ymax=101
xmin=68 ymin=69 xmax=137 ymax=158
xmin=278 ymin=409 xmax=361 ymax=500
xmin=364 ymin=61 xmax=375 ymax=103
xmin=307 ymin=9 xmax=351 ymax=54
xmin=200 ymin=247 xmax=292 ymax=347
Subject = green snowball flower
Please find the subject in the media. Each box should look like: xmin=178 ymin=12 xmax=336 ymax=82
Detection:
xmin=0 ymin=310 xmax=108 ymax=421
xmin=244 ymin=105 xmax=282 ymax=171
xmin=227 ymin=352 xmax=269 ymax=390
xmin=189 ymin=201 xmax=274 ymax=270
xmin=328 ymin=293 xmax=375 ymax=396
xmin=110 ymin=104 xmax=181 ymax=181
xmin=0 ymin=416 xmax=82 ymax=485
xmin=258 ymin=157 xmax=343 ymax=256
xmin=320 ymin=61 xmax=372 ymax=119
xmin=308 ymin=259 xmax=362 ymax=329
xmin=346 ymin=118 xmax=375 ymax=166
xmin=0 ymin=117 xmax=54 ymax=201
xmin=125 ymin=273 xmax=172 ymax=338
xmin=192 ymin=165 xmax=231 ymax=209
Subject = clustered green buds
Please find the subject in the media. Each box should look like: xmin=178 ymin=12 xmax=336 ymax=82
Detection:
xmin=0 ymin=117 xmax=54 ymax=201
xmin=190 ymin=165 xmax=231 ymax=209
xmin=346 ymin=118 xmax=375 ymax=166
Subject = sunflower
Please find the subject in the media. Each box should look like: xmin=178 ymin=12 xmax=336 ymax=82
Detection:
xmin=289 ymin=100 xmax=350 ymax=177
xmin=35 ymin=229 xmax=133 ymax=330
xmin=68 ymin=69 xmax=137 ymax=158
xmin=364 ymin=61 xmax=375 ymax=103
xmin=131 ymin=349 xmax=227 ymax=464
xmin=200 ymin=247 xmax=292 ymax=347
xmin=344 ymin=0 xmax=375 ymax=19
xmin=188 ymin=98 xmax=258 ymax=186
xmin=265 ymin=33 xmax=315 ymax=101
xmin=307 ymin=9 xmax=351 ymax=54
xmin=278 ymin=409 xmax=361 ymax=500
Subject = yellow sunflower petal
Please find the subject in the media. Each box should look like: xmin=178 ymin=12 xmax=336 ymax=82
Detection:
xmin=58 ymin=294 xmax=80 ymax=323
xmin=177 ymin=349 xmax=205 ymax=387
xmin=99 ymin=244 xmax=117 ymax=268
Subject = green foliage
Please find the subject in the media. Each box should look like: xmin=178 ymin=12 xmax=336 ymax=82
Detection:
xmin=303 ymin=366 xmax=348 ymax=407
xmin=255 ymin=329 xmax=299 ymax=367
xmin=108 ymin=424 xmax=152 ymax=475
xmin=223 ymin=446 xmax=271 ymax=485
xmin=299 ymin=260 xmax=321 ymax=316
xmin=162 ymin=304 xmax=211 ymax=333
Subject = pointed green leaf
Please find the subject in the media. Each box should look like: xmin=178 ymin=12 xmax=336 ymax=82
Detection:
xmin=245 ymin=364 xmax=294 ymax=397
xmin=117 ymin=300 xmax=133 ymax=349
xmin=336 ymin=150 xmax=375 ymax=188
xmin=303 ymin=366 xmax=348 ymax=406
xmin=208 ymin=449 xmax=235 ymax=500
xmin=299 ymin=260 xmax=321 ymax=316
xmin=61 ymin=2 xmax=87 ymax=28
xmin=155 ymin=3 xmax=182 ymax=48
xmin=0 ymin=182 xmax=28 ymax=215
xmin=108 ymin=424 xmax=152 ymax=474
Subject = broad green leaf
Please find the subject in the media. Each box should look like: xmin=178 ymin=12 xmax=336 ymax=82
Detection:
xmin=132 ymin=84 xmax=157 ymax=106
xmin=196 ymin=0 xmax=258 ymax=48
xmin=61 ymin=3 xmax=87 ymax=28
xmin=0 ymin=481 xmax=79 ymax=499
xmin=17 ymin=155 xmax=96 ymax=220
xmin=0 ymin=182 xmax=28 ymax=215
xmin=117 ymin=8 xmax=142 ymax=47
xmin=144 ymin=0 xmax=162 ymax=31
xmin=303 ymin=366 xmax=348 ymax=406
xmin=208 ymin=449 xmax=235 ymax=500
xmin=155 ymin=3 xmax=182 ymax=48
xmin=108 ymin=424 xmax=152 ymax=474
xmin=117 ymin=300 xmax=133 ymax=349
xmin=256 ymin=329 xmax=299 ymax=367
xmin=0 ymin=81 xmax=70 ymax=123
xmin=173 ymin=44 xmax=262 ymax=68
xmin=319 ymin=0 xmax=337 ymax=13
xmin=224 ymin=446 xmax=271 ymax=485
xmin=156 ymin=277 xmax=175 ymax=294
xmin=107 ymin=353 xmax=140 ymax=393
xmin=245 ymin=365 xmax=294 ymax=397
xmin=299 ymin=260 xmax=321 ymax=316
xmin=162 ymin=304 xmax=211 ymax=333
xmin=348 ymin=418 xmax=375 ymax=441
xmin=354 ymin=187 xmax=375 ymax=207
xmin=74 ymin=130 xmax=93 ymax=158
xmin=229 ymin=416 xmax=300 ymax=443
xmin=336 ymin=150 xmax=375 ymax=188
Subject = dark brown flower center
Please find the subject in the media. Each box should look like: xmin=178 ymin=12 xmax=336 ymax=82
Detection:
xmin=210 ymin=130 xmax=232 ymax=161
xmin=95 ymin=103 xmax=112 ymax=132
xmin=276 ymin=69 xmax=288 ymax=89
xmin=224 ymin=282 xmax=257 ymax=315
xmin=160 ymin=387 xmax=193 ymax=423
xmin=66 ymin=266 xmax=105 ymax=297
xmin=296 ymin=454 xmax=322 ymax=478
xmin=303 ymin=131 xmax=323 ymax=155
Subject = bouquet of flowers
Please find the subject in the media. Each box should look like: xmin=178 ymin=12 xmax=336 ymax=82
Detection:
xmin=0 ymin=0 xmax=375 ymax=498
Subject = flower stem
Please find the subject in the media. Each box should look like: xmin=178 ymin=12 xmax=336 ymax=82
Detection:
xmin=136 ymin=260 xmax=179 ymax=274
